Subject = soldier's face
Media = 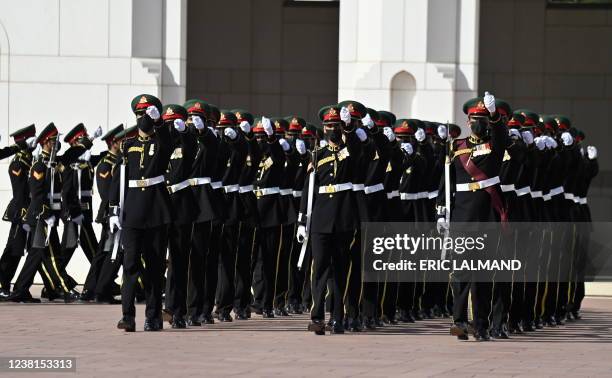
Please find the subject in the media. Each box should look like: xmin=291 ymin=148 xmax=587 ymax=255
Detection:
xmin=468 ymin=116 xmax=489 ymax=137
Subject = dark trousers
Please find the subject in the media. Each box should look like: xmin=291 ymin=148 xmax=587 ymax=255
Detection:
xmin=490 ymin=281 xmax=512 ymax=330
xmin=300 ymin=243 xmax=312 ymax=310
xmin=234 ymin=223 xmax=256 ymax=312
xmin=344 ymin=229 xmax=361 ymax=319
xmin=287 ymin=230 xmax=306 ymax=308
xmin=83 ymin=225 xmax=109 ymax=294
xmin=187 ymin=221 xmax=210 ymax=320
xmin=13 ymin=224 xmax=71 ymax=296
xmin=0 ymin=223 xmax=28 ymax=290
xmin=165 ymin=223 xmax=192 ymax=318
xmin=274 ymin=223 xmax=295 ymax=309
xmin=59 ymin=222 xmax=99 ymax=290
xmin=202 ymin=223 xmax=222 ymax=316
xmin=451 ymin=270 xmax=492 ymax=332
xmin=121 ymin=226 xmax=167 ymax=320
xmin=254 ymin=225 xmax=282 ymax=311
xmin=310 ymin=231 xmax=352 ymax=323
xmin=217 ymin=224 xmax=239 ymax=314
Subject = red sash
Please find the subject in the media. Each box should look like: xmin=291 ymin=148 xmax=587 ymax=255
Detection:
xmin=455 ymin=139 xmax=508 ymax=222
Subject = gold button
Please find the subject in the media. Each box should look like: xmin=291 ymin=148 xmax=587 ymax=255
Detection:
xmin=141 ymin=188 xmax=145 ymax=191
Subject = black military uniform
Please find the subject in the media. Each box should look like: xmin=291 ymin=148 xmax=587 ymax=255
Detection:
xmin=112 ymin=94 xmax=174 ymax=332
xmin=80 ymin=124 xmax=124 ymax=302
xmin=10 ymin=123 xmax=90 ymax=303
xmin=160 ymin=105 xmax=198 ymax=328
xmin=0 ymin=125 xmax=37 ymax=300
xmin=301 ymin=105 xmax=362 ymax=335
xmin=438 ymin=95 xmax=507 ymax=341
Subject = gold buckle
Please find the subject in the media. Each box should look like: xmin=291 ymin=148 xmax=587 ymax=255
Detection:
xmin=468 ymin=182 xmax=480 ymax=192
xmin=136 ymin=179 xmax=147 ymax=188
xmin=325 ymin=185 xmax=336 ymax=194
xmin=255 ymin=189 xmax=263 ymax=198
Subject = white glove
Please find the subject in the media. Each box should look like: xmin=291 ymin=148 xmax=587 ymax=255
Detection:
xmin=22 ymin=223 xmax=31 ymax=232
xmin=401 ymin=142 xmax=413 ymax=155
xmin=580 ymin=147 xmax=585 ymax=156
xmin=437 ymin=125 xmax=447 ymax=140
xmin=224 ymin=127 xmax=237 ymax=140
xmin=356 ymin=128 xmax=367 ymax=142
xmin=544 ymin=136 xmax=557 ymax=149
xmin=587 ymin=146 xmax=597 ymax=160
xmin=296 ymin=225 xmax=307 ymax=243
xmin=483 ymin=91 xmax=496 ymax=115
xmin=26 ymin=136 xmax=37 ymax=149
xmin=32 ymin=144 xmax=42 ymax=159
xmin=192 ymin=115 xmax=205 ymax=130
xmin=521 ymin=130 xmax=534 ymax=145
xmin=72 ymin=214 xmax=84 ymax=225
xmin=415 ymin=128 xmax=426 ymax=142
xmin=436 ymin=217 xmax=449 ymax=234
xmin=279 ymin=138 xmax=290 ymax=152
xmin=319 ymin=140 xmax=328 ymax=148
xmin=92 ymin=126 xmax=103 ymax=139
xmin=340 ymin=107 xmax=351 ymax=125
xmin=145 ymin=105 xmax=160 ymax=121
xmin=109 ymin=216 xmax=121 ymax=232
xmin=361 ymin=114 xmax=374 ymax=129
xmin=239 ymin=121 xmax=251 ymax=134
xmin=208 ymin=126 xmax=218 ymax=138
xmin=262 ymin=116 xmax=273 ymax=136
xmin=534 ymin=137 xmax=546 ymax=151
xmin=174 ymin=119 xmax=186 ymax=132
xmin=79 ymin=150 xmax=92 ymax=162
xmin=45 ymin=215 xmax=56 ymax=227
xmin=508 ymin=128 xmax=521 ymax=140
xmin=383 ymin=127 xmax=395 ymax=142
xmin=295 ymin=139 xmax=307 ymax=155
xmin=561 ymin=132 xmax=573 ymax=146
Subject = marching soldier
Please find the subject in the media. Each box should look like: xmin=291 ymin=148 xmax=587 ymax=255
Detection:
xmin=0 ymin=126 xmax=37 ymax=300
xmin=298 ymin=105 xmax=367 ymax=334
xmin=162 ymin=104 xmax=198 ymax=328
xmin=112 ymin=94 xmax=175 ymax=332
xmin=9 ymin=123 xmax=90 ymax=303
xmin=437 ymin=92 xmax=507 ymax=341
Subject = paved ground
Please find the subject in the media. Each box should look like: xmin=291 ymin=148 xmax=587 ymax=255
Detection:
xmin=1 ymin=296 xmax=612 ymax=377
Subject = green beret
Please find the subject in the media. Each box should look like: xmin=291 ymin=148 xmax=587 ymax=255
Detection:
xmin=540 ymin=115 xmax=558 ymax=132
xmin=208 ymin=105 xmax=221 ymax=123
xmin=271 ymin=117 xmax=289 ymax=134
xmin=131 ymin=94 xmax=162 ymax=115
xmin=36 ymin=122 xmax=59 ymax=145
xmin=162 ymin=104 xmax=188 ymax=122
xmin=449 ymin=124 xmax=462 ymax=138
xmin=115 ymin=125 xmax=138 ymax=141
xmin=551 ymin=115 xmax=571 ymax=130
xmin=507 ymin=111 xmax=525 ymax=128
xmin=515 ymin=109 xmax=539 ymax=127
xmin=377 ymin=111 xmax=396 ymax=127
xmin=233 ymin=109 xmax=254 ymax=126
xmin=10 ymin=124 xmax=36 ymax=142
xmin=337 ymin=100 xmax=367 ymax=119
xmin=184 ymin=99 xmax=209 ymax=116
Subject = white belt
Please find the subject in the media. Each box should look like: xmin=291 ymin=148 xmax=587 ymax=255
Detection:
xmin=48 ymin=193 xmax=61 ymax=200
xmin=549 ymin=186 xmax=564 ymax=197
xmin=400 ymin=192 xmax=419 ymax=200
xmin=239 ymin=185 xmax=254 ymax=193
xmin=224 ymin=184 xmax=240 ymax=193
xmin=579 ymin=197 xmax=587 ymax=205
xmin=293 ymin=190 xmax=302 ymax=198
xmin=211 ymin=181 xmax=223 ymax=190
xmin=254 ymin=187 xmax=280 ymax=197
xmin=352 ymin=184 xmax=365 ymax=192
xmin=386 ymin=190 xmax=399 ymax=199
xmin=515 ymin=186 xmax=531 ymax=197
xmin=280 ymin=189 xmax=293 ymax=196
xmin=364 ymin=183 xmax=384 ymax=194
xmin=500 ymin=184 xmax=515 ymax=193
xmin=428 ymin=191 xmax=438 ymax=199
xmin=530 ymin=190 xmax=543 ymax=198
xmin=318 ymin=183 xmax=353 ymax=194
xmin=190 ymin=177 xmax=211 ymax=186
xmin=50 ymin=203 xmax=61 ymax=211
xmin=168 ymin=179 xmax=192 ymax=194
xmin=80 ymin=190 xmax=93 ymax=197
xmin=543 ymin=193 xmax=551 ymax=201
xmin=417 ymin=191 xmax=428 ymax=199
xmin=564 ymin=193 xmax=575 ymax=200
xmin=456 ymin=176 xmax=500 ymax=192
xmin=128 ymin=175 xmax=165 ymax=188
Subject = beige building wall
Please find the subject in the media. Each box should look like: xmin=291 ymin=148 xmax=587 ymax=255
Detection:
xmin=479 ymin=0 xmax=612 ymax=221
xmin=186 ymin=0 xmax=339 ymax=123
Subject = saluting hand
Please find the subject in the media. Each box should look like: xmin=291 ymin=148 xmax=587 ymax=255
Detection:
xmin=146 ymin=105 xmax=160 ymax=121
xmin=483 ymin=91 xmax=496 ymax=115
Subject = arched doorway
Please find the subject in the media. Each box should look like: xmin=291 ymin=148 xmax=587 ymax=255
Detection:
xmin=390 ymin=71 xmax=416 ymax=119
